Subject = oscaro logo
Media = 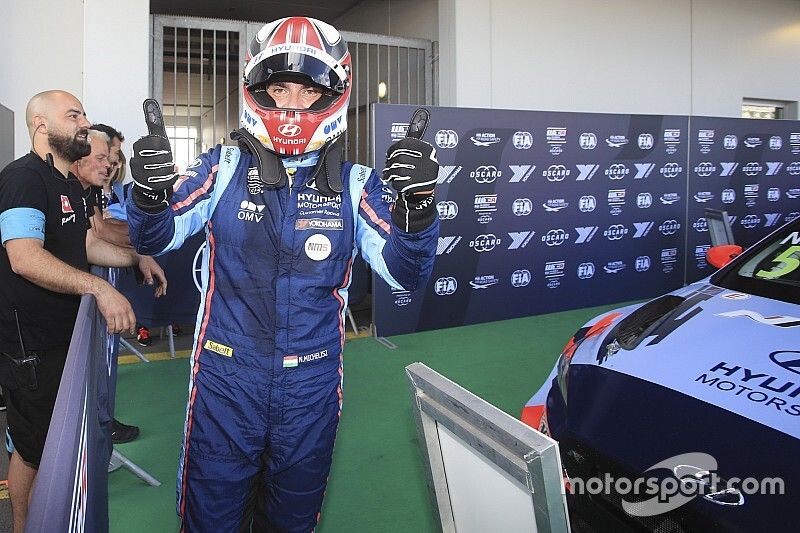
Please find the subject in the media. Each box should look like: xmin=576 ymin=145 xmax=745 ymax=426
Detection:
xmin=471 ymin=165 xmax=501 ymax=183
xmin=278 ymin=123 xmax=302 ymax=137
xmin=694 ymin=162 xmax=715 ymax=177
xmin=434 ymin=277 xmax=457 ymax=296
xmin=543 ymin=164 xmax=570 ymax=181
xmin=660 ymin=163 xmax=682 ymax=178
xmin=469 ymin=234 xmax=500 ymax=252
xmin=741 ymin=214 xmax=760 ymax=229
xmin=693 ymin=218 xmax=709 ymax=232
xmin=510 ymin=269 xmax=531 ymax=287
xmin=542 ymin=229 xmax=569 ymax=246
xmin=605 ymin=164 xmax=630 ymax=180
xmin=604 ymin=224 xmax=628 ymax=240
xmin=743 ymin=162 xmax=763 ymax=176
xmin=512 ymin=198 xmax=533 ymax=216
xmin=436 ymin=201 xmax=458 ymax=220
xmin=659 ymin=220 xmax=681 ymax=235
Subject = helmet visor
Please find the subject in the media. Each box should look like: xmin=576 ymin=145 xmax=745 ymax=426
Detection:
xmin=247 ymin=53 xmax=345 ymax=94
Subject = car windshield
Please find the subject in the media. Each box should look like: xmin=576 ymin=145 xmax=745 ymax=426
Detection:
xmin=712 ymin=217 xmax=800 ymax=304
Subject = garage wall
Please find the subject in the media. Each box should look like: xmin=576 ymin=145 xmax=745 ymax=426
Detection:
xmin=691 ymin=0 xmax=800 ymax=117
xmin=2 ymin=0 xmax=798 ymax=159
xmin=83 ymin=0 xmax=150 ymax=161
xmin=334 ymin=0 xmax=438 ymax=41
xmin=0 ymin=0 xmax=149 ymax=160
xmin=1 ymin=0 xmax=84 ymax=158
xmin=438 ymin=0 xmax=800 ymax=117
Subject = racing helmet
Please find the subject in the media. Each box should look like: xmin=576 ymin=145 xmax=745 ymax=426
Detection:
xmin=242 ymin=17 xmax=351 ymax=156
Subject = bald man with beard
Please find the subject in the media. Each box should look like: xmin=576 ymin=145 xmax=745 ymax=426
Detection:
xmin=0 ymin=90 xmax=141 ymax=532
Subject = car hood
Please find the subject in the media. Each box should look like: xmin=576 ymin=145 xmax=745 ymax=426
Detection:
xmin=571 ymin=282 xmax=800 ymax=440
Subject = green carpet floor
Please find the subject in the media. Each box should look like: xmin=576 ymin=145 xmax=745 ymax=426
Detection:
xmin=109 ymin=302 xmax=630 ymax=532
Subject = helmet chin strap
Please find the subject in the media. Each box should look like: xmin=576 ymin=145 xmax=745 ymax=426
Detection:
xmin=230 ymin=127 xmax=285 ymax=188
xmin=230 ymin=128 xmax=344 ymax=197
xmin=309 ymin=137 xmax=344 ymax=196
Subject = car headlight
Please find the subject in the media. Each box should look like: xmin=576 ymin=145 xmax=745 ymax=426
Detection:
xmin=557 ymin=312 xmax=624 ymax=404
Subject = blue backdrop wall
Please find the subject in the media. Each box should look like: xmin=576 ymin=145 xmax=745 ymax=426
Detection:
xmin=372 ymin=104 xmax=800 ymax=336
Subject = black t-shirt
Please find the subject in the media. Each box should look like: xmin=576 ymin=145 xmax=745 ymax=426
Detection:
xmin=0 ymin=153 xmax=90 ymax=351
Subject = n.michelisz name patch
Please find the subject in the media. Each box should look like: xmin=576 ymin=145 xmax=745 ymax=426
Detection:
xmin=204 ymin=340 xmax=234 ymax=357
xmin=283 ymin=349 xmax=329 ymax=368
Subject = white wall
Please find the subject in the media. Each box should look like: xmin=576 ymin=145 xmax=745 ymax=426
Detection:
xmin=83 ymin=0 xmax=150 ymax=163
xmin=1 ymin=0 xmax=84 ymax=157
xmin=438 ymin=0 xmax=800 ymax=117
xmin=334 ymin=0 xmax=438 ymax=41
xmin=691 ymin=0 xmax=800 ymax=117
xmin=0 ymin=0 xmax=149 ymax=160
xmin=3 ymin=0 xmax=798 ymax=158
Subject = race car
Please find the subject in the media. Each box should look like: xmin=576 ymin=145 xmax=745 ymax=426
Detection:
xmin=522 ymin=216 xmax=800 ymax=532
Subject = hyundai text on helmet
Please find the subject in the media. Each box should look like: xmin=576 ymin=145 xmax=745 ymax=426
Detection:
xmin=242 ymin=17 xmax=352 ymax=155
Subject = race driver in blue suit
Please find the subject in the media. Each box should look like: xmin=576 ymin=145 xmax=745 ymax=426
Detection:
xmin=126 ymin=16 xmax=439 ymax=533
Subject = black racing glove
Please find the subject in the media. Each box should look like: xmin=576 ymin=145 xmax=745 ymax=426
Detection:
xmin=129 ymin=135 xmax=178 ymax=213
xmin=383 ymin=137 xmax=438 ymax=232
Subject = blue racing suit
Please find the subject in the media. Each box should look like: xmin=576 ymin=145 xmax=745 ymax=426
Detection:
xmin=126 ymin=144 xmax=438 ymax=532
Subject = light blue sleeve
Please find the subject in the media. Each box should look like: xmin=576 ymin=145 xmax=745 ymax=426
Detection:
xmin=348 ymin=164 xmax=404 ymax=290
xmin=127 ymin=146 xmax=240 ymax=256
xmin=0 ymin=207 xmax=45 ymax=244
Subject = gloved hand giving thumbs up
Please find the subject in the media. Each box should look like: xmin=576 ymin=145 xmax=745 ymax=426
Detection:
xmin=383 ymin=108 xmax=439 ymax=232
xmin=129 ymin=99 xmax=179 ymax=213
